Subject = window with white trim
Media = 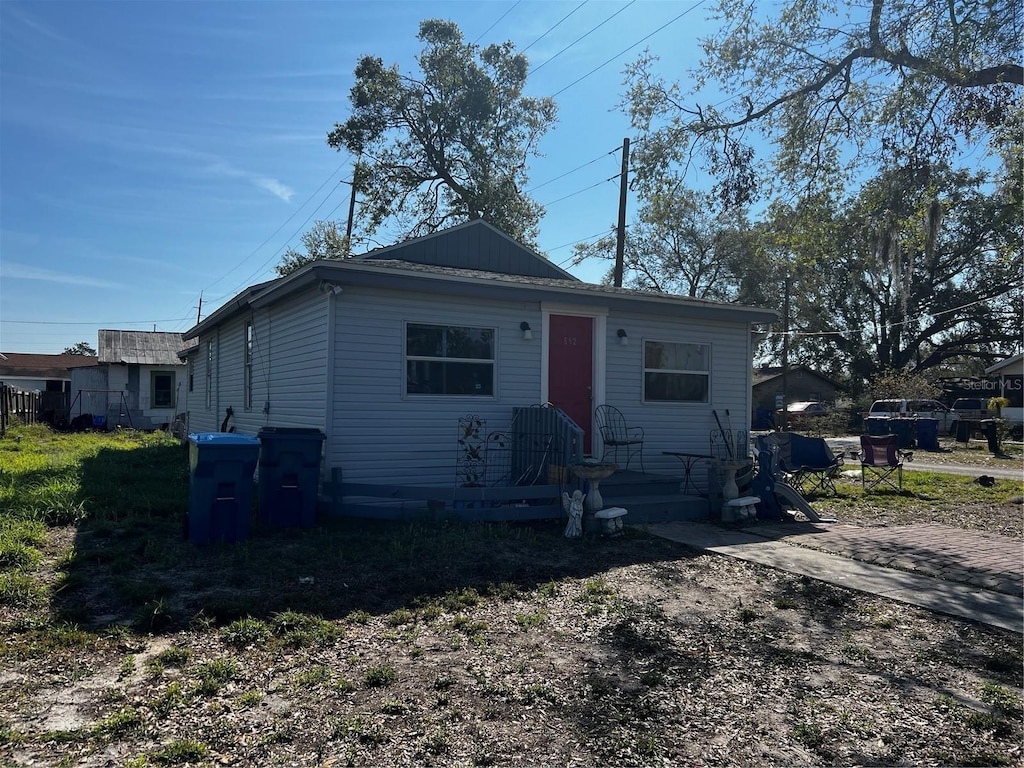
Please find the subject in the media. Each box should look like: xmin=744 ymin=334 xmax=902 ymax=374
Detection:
xmin=205 ymin=340 xmax=214 ymax=409
xmin=243 ymin=321 xmax=253 ymax=410
xmin=405 ymin=323 xmax=495 ymax=396
xmin=643 ymin=340 xmax=710 ymax=403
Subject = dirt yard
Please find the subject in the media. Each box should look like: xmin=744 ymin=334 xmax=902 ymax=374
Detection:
xmin=1 ymin=436 xmax=1021 ymax=767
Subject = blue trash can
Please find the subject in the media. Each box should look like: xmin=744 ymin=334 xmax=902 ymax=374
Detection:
xmin=916 ymin=418 xmax=939 ymax=451
xmin=865 ymin=417 xmax=890 ymax=437
xmin=257 ymin=428 xmax=325 ymax=527
xmin=187 ymin=432 xmax=260 ymax=545
xmin=888 ymin=418 xmax=915 ymax=448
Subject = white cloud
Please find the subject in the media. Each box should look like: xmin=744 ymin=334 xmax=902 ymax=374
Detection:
xmin=252 ymin=177 xmax=295 ymax=202
xmin=0 ymin=262 xmax=126 ymax=290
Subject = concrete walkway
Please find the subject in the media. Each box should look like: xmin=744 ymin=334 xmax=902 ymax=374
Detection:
xmin=643 ymin=520 xmax=1024 ymax=634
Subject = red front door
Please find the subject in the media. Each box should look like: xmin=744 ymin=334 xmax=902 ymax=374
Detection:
xmin=548 ymin=314 xmax=594 ymax=453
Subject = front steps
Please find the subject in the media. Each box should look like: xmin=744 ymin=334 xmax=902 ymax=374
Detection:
xmin=587 ymin=469 xmax=711 ymax=524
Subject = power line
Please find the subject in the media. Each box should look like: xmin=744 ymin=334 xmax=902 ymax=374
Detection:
xmin=520 ymin=1 xmax=588 ymax=53
xmin=473 ymin=1 xmax=523 ymax=44
xmin=551 ymin=0 xmax=709 ymax=97
xmin=540 ymin=176 xmax=620 ymax=208
xmin=529 ymin=1 xmax=637 ymax=76
xmin=526 ymin=145 xmax=621 ymax=193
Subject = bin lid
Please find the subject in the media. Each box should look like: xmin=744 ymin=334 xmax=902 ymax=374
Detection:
xmin=188 ymin=432 xmax=260 ymax=445
xmin=257 ymin=427 xmax=324 ymax=439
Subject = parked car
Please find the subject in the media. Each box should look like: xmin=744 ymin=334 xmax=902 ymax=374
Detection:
xmin=867 ymin=399 xmax=960 ymax=435
xmin=776 ymin=401 xmax=830 ymax=427
xmin=951 ymin=397 xmax=991 ymax=421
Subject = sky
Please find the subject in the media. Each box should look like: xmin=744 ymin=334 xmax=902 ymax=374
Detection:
xmin=0 ymin=0 xmax=722 ymax=354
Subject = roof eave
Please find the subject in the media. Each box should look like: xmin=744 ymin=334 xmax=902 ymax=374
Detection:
xmin=244 ymin=260 xmax=778 ymax=325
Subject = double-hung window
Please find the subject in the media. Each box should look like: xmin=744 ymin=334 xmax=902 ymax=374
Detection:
xmin=644 ymin=340 xmax=710 ymax=403
xmin=406 ymin=323 xmax=495 ymax=396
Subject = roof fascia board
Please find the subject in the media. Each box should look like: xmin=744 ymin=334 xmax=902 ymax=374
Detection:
xmin=242 ymin=261 xmax=777 ymax=325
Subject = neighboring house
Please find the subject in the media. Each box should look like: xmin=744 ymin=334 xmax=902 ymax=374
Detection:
xmin=183 ymin=220 xmax=777 ymax=505
xmin=0 ymin=352 xmax=99 ymax=424
xmin=69 ymin=330 xmax=194 ymax=430
xmin=985 ymin=353 xmax=1024 ymax=439
xmin=0 ymin=352 xmax=98 ymax=393
xmin=751 ymin=365 xmax=841 ymax=426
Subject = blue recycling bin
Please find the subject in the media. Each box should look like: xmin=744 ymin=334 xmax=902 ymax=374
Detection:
xmin=257 ymin=428 xmax=325 ymax=527
xmin=187 ymin=432 xmax=260 ymax=545
xmin=865 ymin=417 xmax=890 ymax=437
xmin=916 ymin=418 xmax=939 ymax=451
xmin=888 ymin=418 xmax=915 ymax=448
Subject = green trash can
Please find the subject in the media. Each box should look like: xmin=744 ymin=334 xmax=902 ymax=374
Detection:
xmin=187 ymin=432 xmax=260 ymax=545
xmin=888 ymin=418 xmax=915 ymax=448
xmin=916 ymin=418 xmax=939 ymax=451
xmin=257 ymin=427 xmax=325 ymax=527
xmin=865 ymin=417 xmax=890 ymax=436
xmin=980 ymin=419 xmax=1000 ymax=454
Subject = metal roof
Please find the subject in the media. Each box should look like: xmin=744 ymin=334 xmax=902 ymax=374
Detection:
xmin=98 ymin=330 xmax=194 ymax=366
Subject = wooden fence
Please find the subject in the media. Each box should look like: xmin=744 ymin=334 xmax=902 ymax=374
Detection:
xmin=1 ymin=383 xmax=42 ymax=435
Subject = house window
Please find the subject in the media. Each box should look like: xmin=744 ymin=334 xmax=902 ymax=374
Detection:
xmin=405 ymin=323 xmax=495 ymax=396
xmin=244 ymin=321 xmax=253 ymax=410
xmin=188 ymin=357 xmax=194 ymax=393
xmin=151 ymin=371 xmax=176 ymax=409
xmin=205 ymin=340 xmax=214 ymax=409
xmin=644 ymin=340 xmax=710 ymax=403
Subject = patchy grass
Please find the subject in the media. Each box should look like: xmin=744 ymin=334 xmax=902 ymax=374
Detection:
xmin=0 ymin=425 xmax=1020 ymax=767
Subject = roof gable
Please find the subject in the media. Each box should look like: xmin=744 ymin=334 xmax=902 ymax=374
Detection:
xmin=752 ymin=365 xmax=840 ymax=389
xmin=98 ymin=330 xmax=193 ymax=366
xmin=354 ymin=220 xmax=577 ymax=281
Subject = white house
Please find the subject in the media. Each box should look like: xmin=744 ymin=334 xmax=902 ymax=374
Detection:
xmin=183 ymin=221 xmax=777 ymax=520
xmin=69 ymin=330 xmax=194 ymax=430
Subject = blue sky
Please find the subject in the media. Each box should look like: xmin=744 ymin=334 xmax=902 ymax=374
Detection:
xmin=1 ymin=0 xmax=719 ymax=354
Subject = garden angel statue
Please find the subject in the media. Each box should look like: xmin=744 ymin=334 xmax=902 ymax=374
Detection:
xmin=562 ymin=489 xmax=584 ymax=538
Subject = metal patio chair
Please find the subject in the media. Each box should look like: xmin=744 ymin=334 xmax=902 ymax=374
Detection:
xmin=594 ymin=404 xmax=645 ymax=472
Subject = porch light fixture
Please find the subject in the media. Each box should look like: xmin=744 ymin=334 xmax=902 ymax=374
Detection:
xmin=520 ymin=321 xmax=533 ymax=340
xmin=617 ymin=328 xmax=628 ymax=346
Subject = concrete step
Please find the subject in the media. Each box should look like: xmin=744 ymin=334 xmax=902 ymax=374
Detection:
xmin=594 ymin=492 xmax=709 ymax=524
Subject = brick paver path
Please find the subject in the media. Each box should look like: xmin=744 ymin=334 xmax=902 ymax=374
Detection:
xmin=749 ymin=523 xmax=1024 ymax=596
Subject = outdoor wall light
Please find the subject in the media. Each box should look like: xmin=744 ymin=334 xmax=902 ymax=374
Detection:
xmin=617 ymin=328 xmax=629 ymax=346
xmin=520 ymin=321 xmax=533 ymax=340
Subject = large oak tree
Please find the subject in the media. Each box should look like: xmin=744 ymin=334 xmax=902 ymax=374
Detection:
xmin=328 ymin=20 xmax=557 ymax=247
xmin=623 ymin=0 xmax=1022 ymax=207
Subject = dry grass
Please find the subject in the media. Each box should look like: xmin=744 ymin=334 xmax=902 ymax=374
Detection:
xmin=0 ymin=427 xmax=1021 ymax=767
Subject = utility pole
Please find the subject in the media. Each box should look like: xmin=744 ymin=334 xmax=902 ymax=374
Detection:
xmin=613 ymin=137 xmax=630 ymax=288
xmin=196 ymin=292 xmax=203 ymax=326
xmin=345 ymin=159 xmax=360 ymax=248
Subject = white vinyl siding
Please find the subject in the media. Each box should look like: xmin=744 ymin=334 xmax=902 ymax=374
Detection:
xmin=604 ymin=314 xmax=752 ymax=472
xmin=328 ymin=286 xmax=540 ymax=485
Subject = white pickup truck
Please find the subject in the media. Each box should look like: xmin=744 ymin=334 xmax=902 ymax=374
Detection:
xmin=867 ymin=399 xmax=960 ymax=435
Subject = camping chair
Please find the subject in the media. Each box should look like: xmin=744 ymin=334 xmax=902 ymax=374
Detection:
xmin=859 ymin=434 xmax=911 ymax=492
xmin=757 ymin=432 xmax=842 ymax=496
xmin=594 ymin=404 xmax=645 ymax=472
xmin=789 ymin=432 xmax=844 ymax=495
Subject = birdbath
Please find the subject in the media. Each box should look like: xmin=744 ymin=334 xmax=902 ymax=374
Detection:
xmin=719 ymin=460 xmax=748 ymax=501
xmin=570 ymin=461 xmax=619 ymax=513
